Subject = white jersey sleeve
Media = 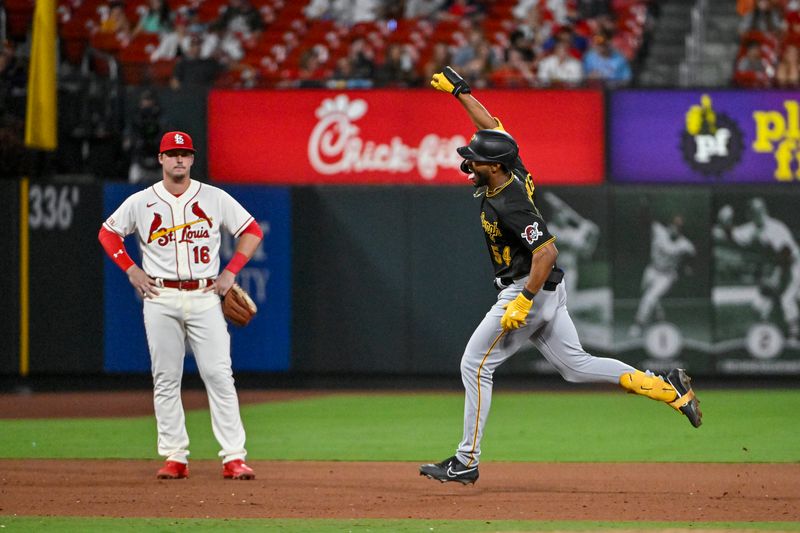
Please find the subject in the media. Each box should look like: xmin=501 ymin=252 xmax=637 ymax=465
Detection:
xmin=219 ymin=189 xmax=255 ymax=238
xmin=103 ymin=191 xmax=147 ymax=237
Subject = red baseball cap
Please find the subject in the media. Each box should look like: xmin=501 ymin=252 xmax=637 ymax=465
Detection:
xmin=159 ymin=131 xmax=195 ymax=153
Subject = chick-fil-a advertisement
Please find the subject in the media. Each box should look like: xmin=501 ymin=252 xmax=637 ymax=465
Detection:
xmin=208 ymin=89 xmax=604 ymax=185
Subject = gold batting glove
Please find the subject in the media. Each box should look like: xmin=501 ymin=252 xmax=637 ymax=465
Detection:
xmin=501 ymin=291 xmax=534 ymax=330
xmin=431 ymin=66 xmax=471 ymax=97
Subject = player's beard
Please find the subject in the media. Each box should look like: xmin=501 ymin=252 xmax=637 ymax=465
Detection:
xmin=165 ymin=166 xmax=189 ymax=182
xmin=471 ymin=167 xmax=490 ymax=188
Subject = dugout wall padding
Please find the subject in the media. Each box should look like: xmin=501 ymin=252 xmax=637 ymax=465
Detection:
xmin=291 ymin=186 xmax=495 ymax=374
xmin=0 ymin=181 xmax=21 ymax=374
xmin=28 ymin=182 xmax=105 ymax=373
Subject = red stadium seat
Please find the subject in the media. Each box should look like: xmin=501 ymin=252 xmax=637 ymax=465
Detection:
xmin=5 ymin=0 xmax=35 ymax=38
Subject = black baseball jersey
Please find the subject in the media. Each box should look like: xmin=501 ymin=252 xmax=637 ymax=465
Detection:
xmin=478 ymin=158 xmax=555 ymax=279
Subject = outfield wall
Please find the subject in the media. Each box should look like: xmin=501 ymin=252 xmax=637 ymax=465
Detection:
xmin=3 ymin=181 xmax=800 ymax=377
xmin=4 ymin=88 xmax=800 ymax=377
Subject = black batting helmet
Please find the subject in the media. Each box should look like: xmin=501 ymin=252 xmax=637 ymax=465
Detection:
xmin=457 ymin=129 xmax=519 ymax=167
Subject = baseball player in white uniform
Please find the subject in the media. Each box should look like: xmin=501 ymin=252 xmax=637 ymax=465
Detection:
xmin=716 ymin=198 xmax=800 ymax=341
xmin=419 ymin=67 xmax=702 ymax=486
xmin=542 ymin=191 xmax=600 ymax=299
xmin=629 ymin=216 xmax=696 ymax=337
xmin=98 ymin=131 xmax=263 ymax=480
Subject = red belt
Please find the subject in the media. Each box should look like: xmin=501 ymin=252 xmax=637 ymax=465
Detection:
xmin=161 ymin=279 xmax=213 ymax=290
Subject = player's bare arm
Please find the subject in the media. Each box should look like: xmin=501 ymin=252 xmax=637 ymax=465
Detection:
xmin=457 ymin=94 xmax=499 ymax=130
xmin=501 ymin=241 xmax=559 ymax=330
xmin=431 ymin=66 xmax=498 ymax=130
xmin=210 ymin=231 xmax=262 ymax=296
xmin=526 ymin=241 xmax=559 ymax=295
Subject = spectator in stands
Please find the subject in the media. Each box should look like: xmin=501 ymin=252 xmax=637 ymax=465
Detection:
xmin=563 ymin=0 xmax=593 ymax=38
xmin=0 ymin=40 xmax=25 ymax=103
xmin=304 ymin=0 xmax=345 ymax=20
xmin=211 ymin=0 xmax=264 ymax=36
xmin=537 ymin=39 xmax=584 ymax=86
xmin=452 ymin=26 xmax=496 ymax=70
xmin=739 ymin=0 xmax=785 ymax=36
xmin=440 ymin=0 xmax=484 ymax=21
xmin=125 ymin=89 xmax=163 ymax=184
xmin=738 ymin=0 xmax=755 ymax=16
xmin=542 ymin=24 xmax=588 ymax=57
xmin=514 ymin=0 xmax=568 ymax=26
xmin=785 ymin=11 xmax=800 ymax=43
xmin=296 ymin=47 xmax=328 ymax=87
xmin=150 ymin=7 xmax=204 ymax=61
xmin=403 ymin=0 xmax=448 ymax=18
xmin=512 ymin=5 xmax=553 ymax=54
xmin=374 ymin=43 xmax=419 ymax=87
xmin=346 ymin=36 xmax=376 ymax=79
xmin=98 ymin=0 xmax=132 ymax=38
xmin=594 ymin=13 xmax=618 ymax=39
xmin=489 ymin=47 xmax=536 ymax=87
xmin=460 ymin=40 xmax=498 ymax=88
xmin=420 ymin=41 xmax=452 ymax=82
xmin=508 ymin=28 xmax=538 ymax=62
xmin=582 ymin=32 xmax=631 ymax=86
xmin=777 ymin=43 xmax=800 ymax=86
xmin=347 ymin=0 xmax=384 ymax=25
xmin=304 ymin=0 xmax=382 ymax=25
xmin=331 ymin=56 xmax=355 ymax=80
xmin=170 ymin=36 xmax=224 ymax=90
xmin=131 ymin=0 xmax=172 ymax=37
xmin=576 ymin=0 xmax=610 ymax=19
xmin=203 ymin=0 xmax=264 ymax=62
xmin=735 ymin=39 xmax=775 ymax=86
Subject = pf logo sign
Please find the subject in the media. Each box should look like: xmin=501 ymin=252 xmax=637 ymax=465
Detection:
xmin=680 ymin=94 xmax=744 ymax=178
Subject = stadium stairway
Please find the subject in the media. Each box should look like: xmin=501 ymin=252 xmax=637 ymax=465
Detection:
xmin=638 ymin=0 xmax=694 ymax=87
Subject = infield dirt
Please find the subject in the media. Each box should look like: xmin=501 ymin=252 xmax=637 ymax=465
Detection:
xmin=0 ymin=391 xmax=798 ymax=522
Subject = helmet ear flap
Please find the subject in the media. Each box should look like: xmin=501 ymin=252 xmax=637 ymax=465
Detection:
xmin=460 ymin=160 xmax=471 ymax=174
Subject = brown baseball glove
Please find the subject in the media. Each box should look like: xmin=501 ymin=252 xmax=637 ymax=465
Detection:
xmin=222 ymin=284 xmax=257 ymax=327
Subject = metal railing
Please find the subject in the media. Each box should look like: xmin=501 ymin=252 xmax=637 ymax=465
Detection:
xmin=680 ymin=0 xmax=707 ymax=86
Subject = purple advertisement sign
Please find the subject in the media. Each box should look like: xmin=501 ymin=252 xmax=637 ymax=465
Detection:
xmin=610 ymin=90 xmax=800 ymax=183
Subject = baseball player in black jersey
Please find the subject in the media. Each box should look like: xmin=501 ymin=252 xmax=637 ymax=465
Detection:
xmin=419 ymin=67 xmax=703 ymax=485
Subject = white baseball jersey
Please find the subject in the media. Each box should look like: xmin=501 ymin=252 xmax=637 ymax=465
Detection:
xmin=731 ymin=217 xmax=800 ymax=261
xmin=103 ymin=179 xmax=253 ymax=280
xmin=650 ymin=221 xmax=695 ymax=273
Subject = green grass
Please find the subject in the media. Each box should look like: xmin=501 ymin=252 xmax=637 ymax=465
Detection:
xmin=1 ymin=518 xmax=799 ymax=532
xmin=0 ymin=390 xmax=798 ymax=462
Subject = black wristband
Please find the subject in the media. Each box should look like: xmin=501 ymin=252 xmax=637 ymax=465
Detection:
xmin=452 ymin=84 xmax=471 ymax=97
xmin=521 ymin=287 xmax=536 ymax=300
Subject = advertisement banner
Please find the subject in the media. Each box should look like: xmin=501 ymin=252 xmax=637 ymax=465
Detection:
xmin=504 ymin=187 xmax=614 ymax=376
xmin=208 ymin=89 xmax=604 ymax=185
xmin=610 ymin=90 xmax=800 ymax=183
xmin=711 ymin=190 xmax=800 ymax=374
xmin=103 ymin=184 xmax=291 ymax=373
xmin=611 ymin=187 xmax=713 ymax=375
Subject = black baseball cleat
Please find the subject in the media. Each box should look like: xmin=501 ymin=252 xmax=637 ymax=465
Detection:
xmin=666 ymin=368 xmax=702 ymax=428
xmin=419 ymin=455 xmax=479 ymax=485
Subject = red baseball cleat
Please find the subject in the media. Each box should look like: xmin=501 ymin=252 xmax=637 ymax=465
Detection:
xmin=156 ymin=460 xmax=189 ymax=479
xmin=222 ymin=459 xmax=255 ymax=480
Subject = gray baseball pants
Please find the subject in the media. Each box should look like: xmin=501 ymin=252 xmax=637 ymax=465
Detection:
xmin=456 ymin=278 xmax=636 ymax=467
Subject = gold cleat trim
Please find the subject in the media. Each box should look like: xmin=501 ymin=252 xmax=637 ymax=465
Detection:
xmin=668 ymin=389 xmax=695 ymax=411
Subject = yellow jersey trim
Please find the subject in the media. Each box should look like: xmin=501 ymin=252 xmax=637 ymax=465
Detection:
xmin=531 ymin=235 xmax=556 ymax=254
xmin=486 ymin=176 xmax=514 ymax=197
